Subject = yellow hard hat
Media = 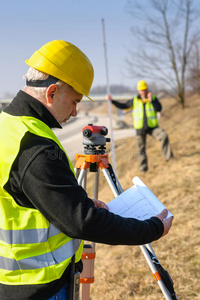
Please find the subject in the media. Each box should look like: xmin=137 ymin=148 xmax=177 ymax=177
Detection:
xmin=25 ymin=40 xmax=94 ymax=101
xmin=137 ymin=80 xmax=148 ymax=91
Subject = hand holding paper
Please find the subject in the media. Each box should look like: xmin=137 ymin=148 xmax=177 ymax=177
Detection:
xmin=107 ymin=176 xmax=174 ymax=221
xmin=156 ymin=209 xmax=173 ymax=237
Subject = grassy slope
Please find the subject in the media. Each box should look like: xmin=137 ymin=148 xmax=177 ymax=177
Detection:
xmin=79 ymin=94 xmax=200 ymax=299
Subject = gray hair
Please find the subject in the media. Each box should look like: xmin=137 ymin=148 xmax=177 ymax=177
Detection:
xmin=23 ymin=67 xmax=72 ymax=99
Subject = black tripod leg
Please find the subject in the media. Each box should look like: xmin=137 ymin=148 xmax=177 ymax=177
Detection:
xmin=145 ymin=246 xmax=178 ymax=300
xmin=101 ymin=168 xmax=121 ymax=197
xmin=107 ymin=164 xmax=123 ymax=195
xmin=140 ymin=245 xmax=177 ymax=299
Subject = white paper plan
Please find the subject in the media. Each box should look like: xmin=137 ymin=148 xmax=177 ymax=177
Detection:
xmin=107 ymin=176 xmax=173 ymax=221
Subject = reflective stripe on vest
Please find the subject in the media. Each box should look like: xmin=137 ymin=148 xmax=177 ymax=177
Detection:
xmin=0 ymin=238 xmax=81 ymax=271
xmin=0 ymin=112 xmax=83 ymax=284
xmin=132 ymin=95 xmax=158 ymax=129
xmin=0 ymin=223 xmax=59 ymax=244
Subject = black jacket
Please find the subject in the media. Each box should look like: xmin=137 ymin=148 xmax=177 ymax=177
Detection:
xmin=1 ymin=90 xmax=164 ymax=300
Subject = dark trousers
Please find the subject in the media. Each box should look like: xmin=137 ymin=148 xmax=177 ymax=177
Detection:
xmin=46 ymin=282 xmax=68 ymax=299
xmin=136 ymin=127 xmax=173 ymax=172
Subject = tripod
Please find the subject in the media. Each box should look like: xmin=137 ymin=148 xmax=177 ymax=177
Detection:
xmin=74 ymin=125 xmax=178 ymax=300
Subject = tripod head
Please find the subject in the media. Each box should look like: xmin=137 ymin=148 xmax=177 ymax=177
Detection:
xmin=82 ymin=124 xmax=110 ymax=154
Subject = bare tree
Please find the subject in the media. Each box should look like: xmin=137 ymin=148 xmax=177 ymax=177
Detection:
xmin=125 ymin=0 xmax=200 ymax=108
xmin=187 ymin=43 xmax=200 ymax=93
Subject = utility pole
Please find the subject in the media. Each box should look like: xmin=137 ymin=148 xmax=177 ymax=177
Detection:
xmin=101 ymin=18 xmax=117 ymax=175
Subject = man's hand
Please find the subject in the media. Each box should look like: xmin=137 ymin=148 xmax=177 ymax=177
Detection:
xmin=147 ymin=91 xmax=152 ymax=102
xmin=93 ymin=199 xmax=109 ymax=210
xmin=156 ymin=209 xmax=173 ymax=237
xmin=106 ymin=94 xmax=112 ymax=101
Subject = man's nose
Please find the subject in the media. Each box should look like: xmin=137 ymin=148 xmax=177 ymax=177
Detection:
xmin=71 ymin=108 xmax=77 ymax=117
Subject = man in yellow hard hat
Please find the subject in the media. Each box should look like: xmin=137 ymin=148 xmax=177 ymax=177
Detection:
xmin=0 ymin=42 xmax=173 ymax=300
xmin=106 ymin=80 xmax=173 ymax=172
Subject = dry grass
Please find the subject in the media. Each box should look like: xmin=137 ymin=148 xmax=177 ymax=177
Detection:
xmin=79 ymin=94 xmax=200 ymax=299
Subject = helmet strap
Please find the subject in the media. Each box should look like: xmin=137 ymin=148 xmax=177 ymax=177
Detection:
xmin=26 ymin=75 xmax=58 ymax=87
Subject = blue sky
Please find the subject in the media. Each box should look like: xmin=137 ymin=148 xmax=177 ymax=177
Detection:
xmin=0 ymin=0 xmax=136 ymax=98
xmin=1 ymin=0 xmax=199 ymax=99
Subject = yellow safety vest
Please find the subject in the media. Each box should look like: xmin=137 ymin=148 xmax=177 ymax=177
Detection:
xmin=0 ymin=112 xmax=83 ymax=285
xmin=132 ymin=95 xmax=158 ymax=129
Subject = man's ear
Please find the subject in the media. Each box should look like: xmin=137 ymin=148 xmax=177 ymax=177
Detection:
xmin=46 ymin=84 xmax=58 ymax=104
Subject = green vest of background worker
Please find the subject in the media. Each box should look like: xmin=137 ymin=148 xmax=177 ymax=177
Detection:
xmin=106 ymin=80 xmax=173 ymax=172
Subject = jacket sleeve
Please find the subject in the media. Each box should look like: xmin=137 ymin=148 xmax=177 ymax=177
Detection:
xmin=112 ymin=99 xmax=133 ymax=109
xmin=10 ymin=134 xmax=164 ymax=246
xmin=152 ymin=96 xmax=162 ymax=112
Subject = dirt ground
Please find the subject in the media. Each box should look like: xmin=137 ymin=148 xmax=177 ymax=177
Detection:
xmin=80 ymin=94 xmax=200 ymax=299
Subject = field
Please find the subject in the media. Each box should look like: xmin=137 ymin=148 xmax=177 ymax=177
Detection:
xmin=80 ymin=94 xmax=200 ymax=299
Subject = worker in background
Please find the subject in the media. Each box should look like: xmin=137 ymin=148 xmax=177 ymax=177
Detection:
xmin=106 ymin=80 xmax=173 ymax=172
xmin=0 ymin=41 xmax=173 ymax=300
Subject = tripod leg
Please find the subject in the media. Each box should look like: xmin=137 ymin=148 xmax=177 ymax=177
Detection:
xmin=82 ymin=169 xmax=87 ymax=190
xmin=102 ymin=167 xmax=175 ymax=300
xmin=115 ymin=176 xmax=123 ymax=194
xmin=94 ymin=169 xmax=99 ymax=199
xmin=76 ymin=165 xmax=98 ymax=300
xmin=102 ymin=168 xmax=120 ymax=197
xmin=75 ymin=167 xmax=80 ymax=179
xmin=108 ymin=164 xmax=124 ymax=194
xmin=140 ymin=245 xmax=173 ymax=299
xmin=76 ymin=168 xmax=87 ymax=186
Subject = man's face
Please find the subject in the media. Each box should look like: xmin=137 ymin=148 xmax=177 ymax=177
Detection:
xmin=51 ymin=86 xmax=83 ymax=124
xmin=138 ymin=89 xmax=148 ymax=98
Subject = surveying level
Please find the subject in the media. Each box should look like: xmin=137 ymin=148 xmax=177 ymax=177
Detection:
xmin=74 ymin=124 xmax=178 ymax=300
xmin=82 ymin=124 xmax=110 ymax=155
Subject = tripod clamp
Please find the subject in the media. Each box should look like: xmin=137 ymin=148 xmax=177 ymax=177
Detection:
xmin=75 ymin=153 xmax=120 ymax=195
xmin=146 ymin=248 xmax=178 ymax=300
